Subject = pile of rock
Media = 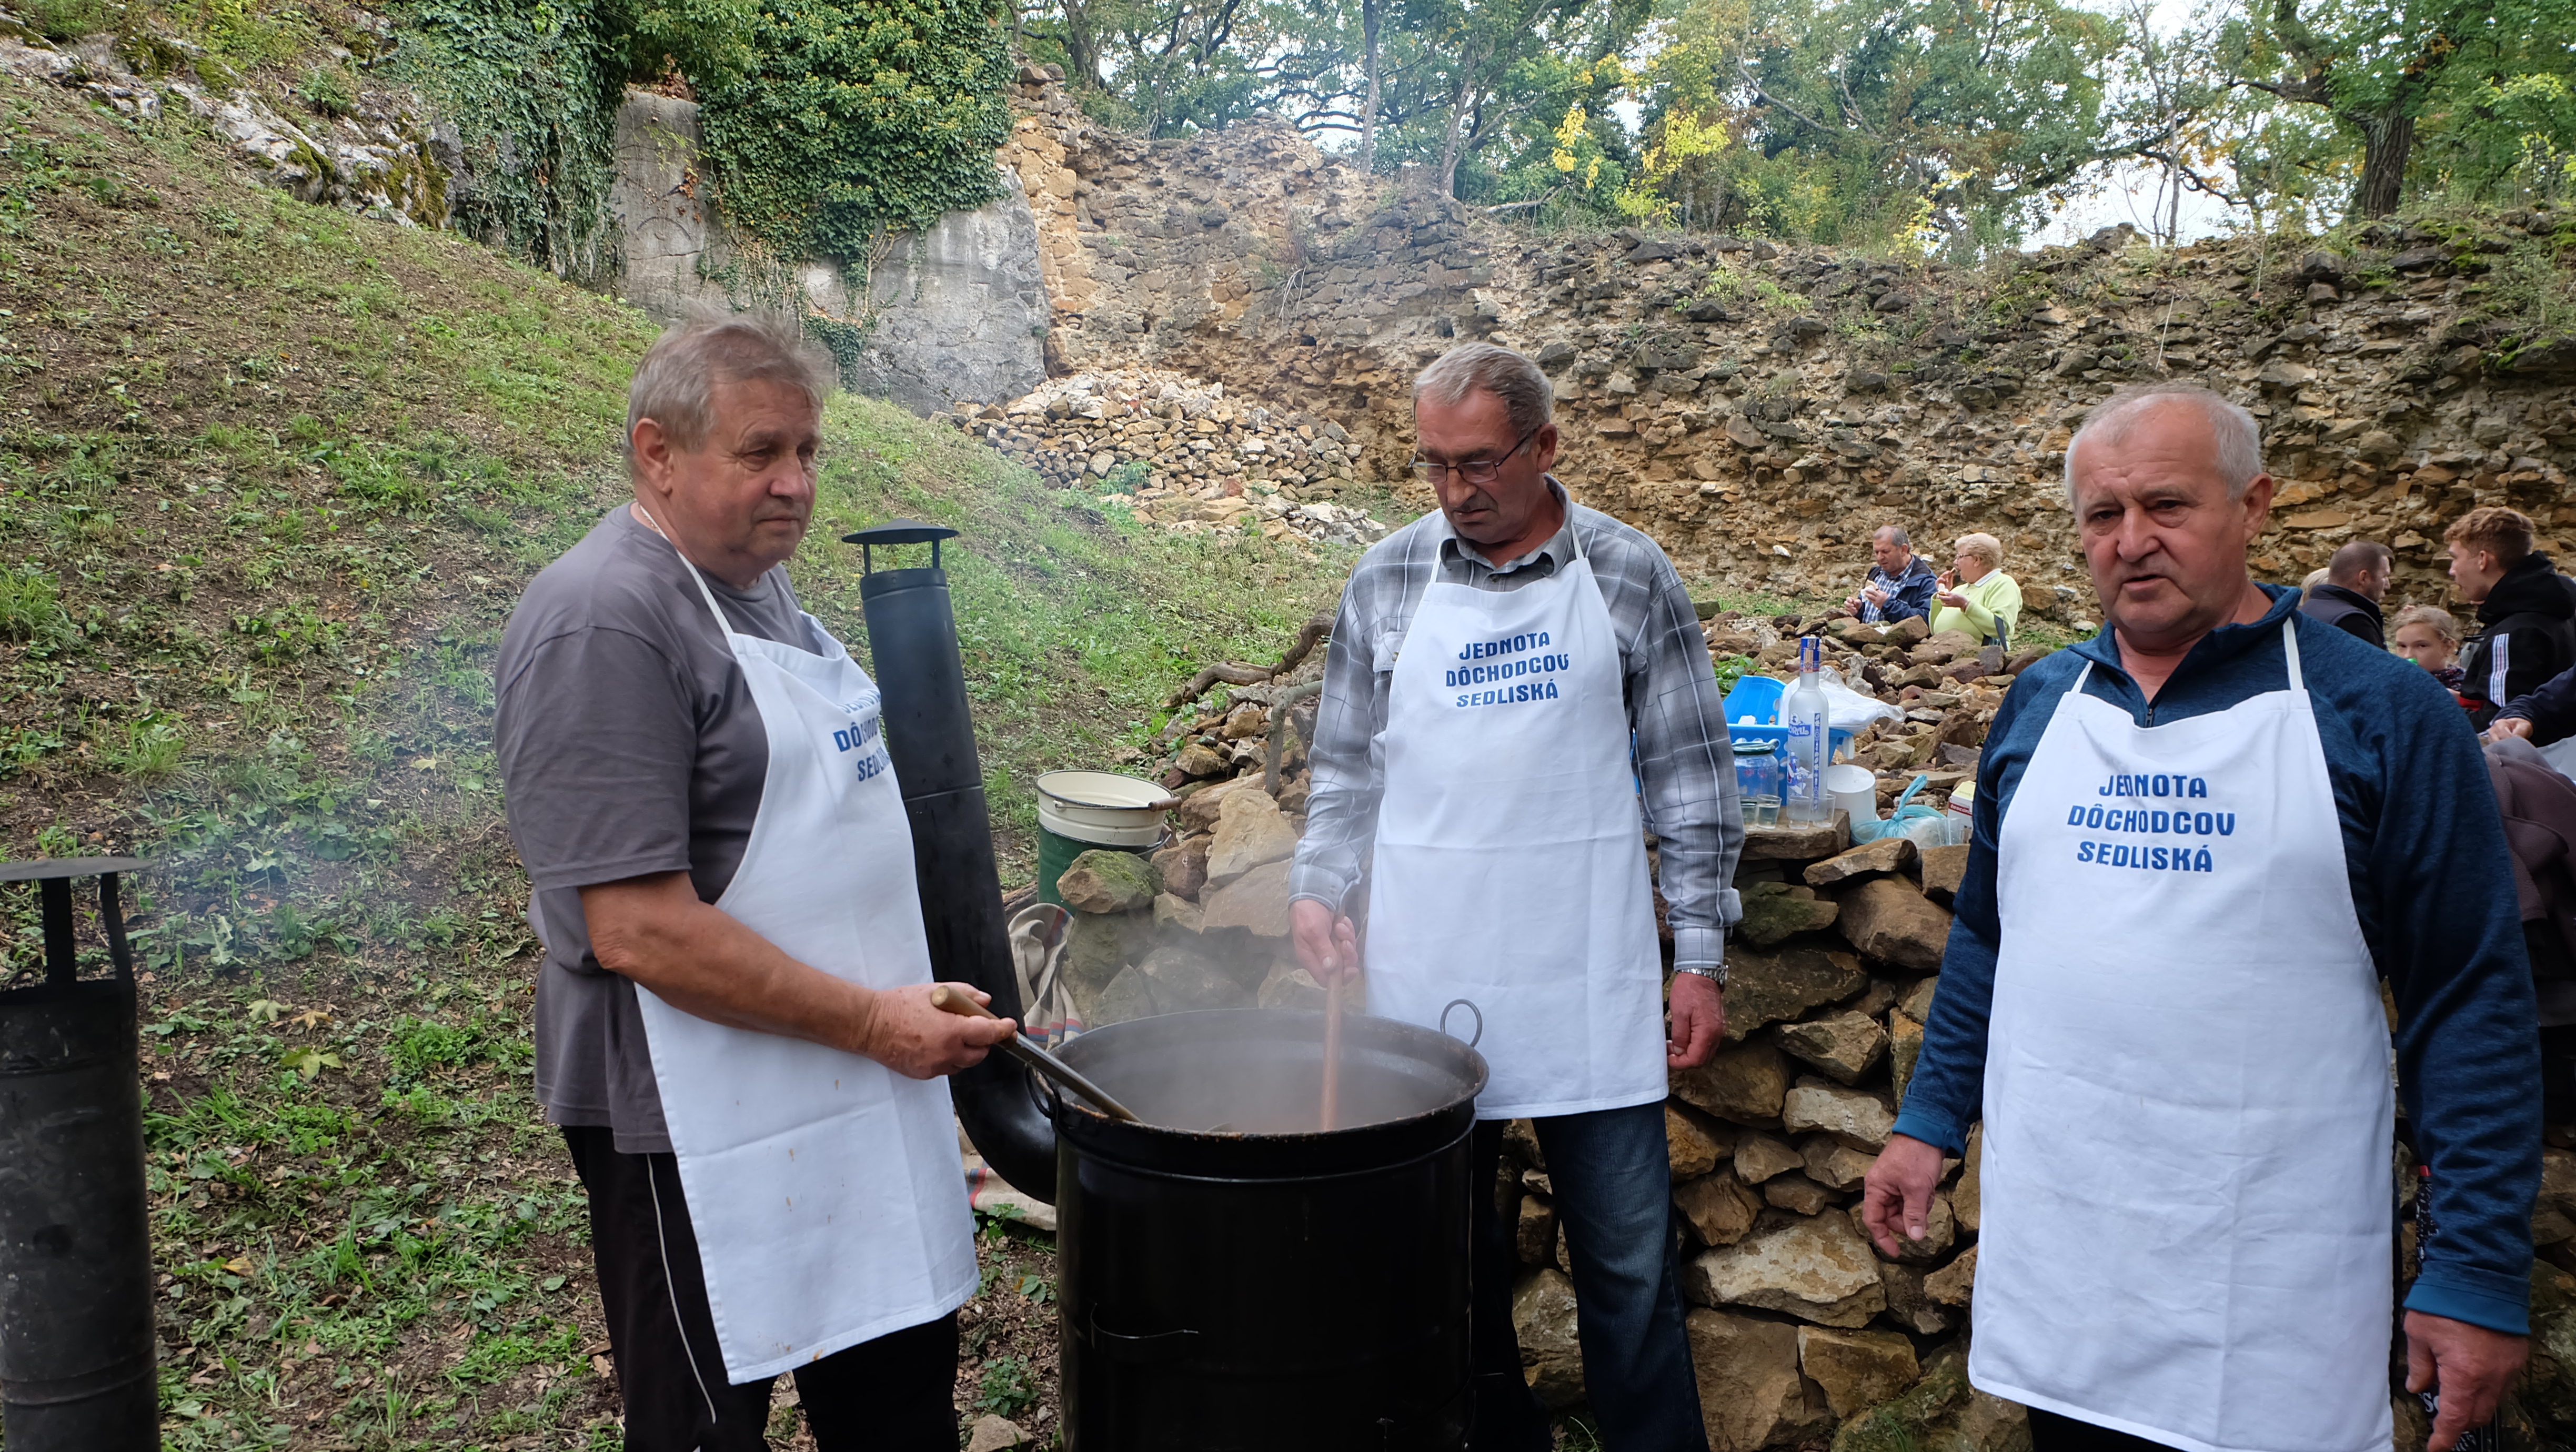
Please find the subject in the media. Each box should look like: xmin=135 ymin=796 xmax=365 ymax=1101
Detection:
xmin=948 ymin=369 xmax=1394 ymax=547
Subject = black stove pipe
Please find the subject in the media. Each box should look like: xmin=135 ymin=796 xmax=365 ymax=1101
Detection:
xmin=0 ymin=857 xmax=160 ymax=1450
xmin=848 ymin=522 xmax=1059 ymax=1202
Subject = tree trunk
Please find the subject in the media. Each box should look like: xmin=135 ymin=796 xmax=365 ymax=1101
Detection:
xmin=1062 ymin=0 xmax=1102 ymax=88
xmin=2351 ymin=109 xmax=2414 ymax=218
xmin=1355 ymin=0 xmax=1382 ymax=174
xmin=1436 ymin=65 xmax=1475 ymax=197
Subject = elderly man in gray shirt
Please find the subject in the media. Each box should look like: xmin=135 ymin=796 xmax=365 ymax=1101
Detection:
xmin=1290 ymin=342 xmax=1741 ymax=1452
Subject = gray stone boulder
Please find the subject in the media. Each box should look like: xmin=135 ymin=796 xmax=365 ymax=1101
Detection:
xmin=1058 ymin=848 xmax=1159 ymax=913
xmin=1835 ymin=878 xmax=1953 ymax=970
xmin=1512 ymin=1267 xmax=1586 ymax=1408
xmin=1687 ymin=1308 xmax=1833 ymax=1452
xmin=1723 ymin=945 xmax=1869 ymax=1042
xmin=1784 ymin=1077 xmax=1895 ymax=1150
xmin=1673 ymin=1041 xmax=1789 ymax=1125
xmin=1686 ymin=1212 xmax=1888 ymax=1327
xmin=1777 ymin=1010 xmax=1888 ymax=1085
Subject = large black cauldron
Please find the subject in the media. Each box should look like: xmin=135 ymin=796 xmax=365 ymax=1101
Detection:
xmin=1049 ymin=1009 xmax=1486 ymax=1451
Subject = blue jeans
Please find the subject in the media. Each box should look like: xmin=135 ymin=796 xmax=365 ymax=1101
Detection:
xmin=1471 ymin=1101 xmax=1707 ymax=1452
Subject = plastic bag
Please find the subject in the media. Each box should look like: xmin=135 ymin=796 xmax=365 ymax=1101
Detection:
xmin=1850 ymin=773 xmax=1969 ymax=846
xmin=1813 ymin=667 xmax=1902 ymax=733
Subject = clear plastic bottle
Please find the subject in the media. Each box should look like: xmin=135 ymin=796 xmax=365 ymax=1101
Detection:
xmin=1783 ymin=636 xmax=1830 ymax=822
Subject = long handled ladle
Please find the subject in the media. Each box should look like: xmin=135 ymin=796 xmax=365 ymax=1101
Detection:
xmin=929 ymin=984 xmax=1140 ymax=1123
xmin=1319 ymin=955 xmax=1345 ymax=1132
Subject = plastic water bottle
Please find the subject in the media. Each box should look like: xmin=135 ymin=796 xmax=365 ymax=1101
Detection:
xmin=1784 ymin=637 xmax=1830 ymax=822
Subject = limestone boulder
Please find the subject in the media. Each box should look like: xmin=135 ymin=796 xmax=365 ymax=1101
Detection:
xmin=1672 ymin=1041 xmax=1789 ymax=1125
xmin=1737 ymin=880 xmax=1840 ymax=947
xmin=1517 ymin=1195 xmax=1557 ymax=1265
xmin=1094 ymin=962 xmax=1158 ymax=1026
xmin=1898 ymin=975 xmax=1938 ymax=1023
xmin=1924 ymin=1245 xmax=1976 ymax=1306
xmin=1784 ymin=1077 xmax=1895 ymax=1150
xmin=1955 ymin=1124 xmax=1981 ymax=1232
xmin=1200 ymin=858 xmax=1293 ymax=936
xmin=1723 ymin=946 xmax=1869 ymax=1042
xmin=1763 ymin=1171 xmax=1837 ymax=1214
xmin=1673 ymin=1173 xmax=1763 ymax=1246
xmin=1686 ymin=1212 xmax=1888 ymax=1327
xmin=1255 ymin=961 xmax=1327 ymax=1010
xmin=1805 ymin=835 xmax=1916 ymax=886
xmin=1798 ymin=1325 xmax=1919 ymax=1419
xmin=1888 ymin=1012 xmax=1925 ymax=1106
xmin=1668 ymin=1103 xmax=1733 ymax=1179
xmin=1886 ymin=616 xmax=1931 ymax=645
xmin=1688 ymin=1308 xmax=1833 ymax=1452
xmin=1734 ymin=1132 xmax=1803 ymax=1184
xmin=1058 ymin=848 xmax=1160 ymax=913
xmin=1742 ymin=815 xmax=1849 ymax=862
xmin=1876 ymin=1259 xmax=1953 ymax=1335
xmin=1152 ymin=892 xmax=1204 ymax=934
xmin=1175 ymin=740 xmax=1228 ymax=778
xmin=1836 ymin=877 xmax=1953 ymax=970
xmin=1152 ymin=835 xmax=1209 ymax=899
xmin=1139 ymin=944 xmax=1254 ymax=1013
xmin=1802 ymin=1138 xmax=1876 ymax=1192
xmin=1064 ymin=908 xmax=1155 ymax=994
xmin=1203 ymin=790 xmax=1297 ymax=887
xmin=965 ymin=1415 xmax=1028 ymax=1451
xmin=1777 ymin=1010 xmax=1888 ymax=1085
xmin=1173 ymin=774 xmax=1267 ymax=833
xmin=1918 ymin=842 xmax=1970 ymax=903
xmin=1512 ymin=1268 xmax=1586 ymax=1408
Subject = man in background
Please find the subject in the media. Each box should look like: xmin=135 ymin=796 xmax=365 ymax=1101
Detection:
xmin=2299 ymin=539 xmax=2391 ymax=647
xmin=1841 ymin=524 xmax=1938 ymax=624
xmin=2449 ymin=506 xmax=2576 ymax=730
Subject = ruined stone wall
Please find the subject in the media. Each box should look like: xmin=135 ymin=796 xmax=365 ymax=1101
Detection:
xmin=995 ymin=72 xmax=2576 ymax=619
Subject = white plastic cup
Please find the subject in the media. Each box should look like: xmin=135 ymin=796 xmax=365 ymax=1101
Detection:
xmin=1824 ymin=763 xmax=1879 ymax=824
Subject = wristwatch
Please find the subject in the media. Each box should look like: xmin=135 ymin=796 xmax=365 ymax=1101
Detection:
xmin=1674 ymin=963 xmax=1725 ymax=986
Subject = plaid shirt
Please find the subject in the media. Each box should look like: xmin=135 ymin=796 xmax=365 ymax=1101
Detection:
xmin=1290 ymin=480 xmax=1743 ymax=972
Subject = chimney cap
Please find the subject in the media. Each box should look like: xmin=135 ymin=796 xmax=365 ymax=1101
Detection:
xmin=842 ymin=519 xmax=958 ymax=547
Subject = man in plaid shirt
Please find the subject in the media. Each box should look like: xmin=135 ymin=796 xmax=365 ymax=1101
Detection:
xmin=1289 ymin=342 xmax=1742 ymax=1452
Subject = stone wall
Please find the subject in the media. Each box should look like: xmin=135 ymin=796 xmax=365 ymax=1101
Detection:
xmin=988 ymin=72 xmax=2576 ymax=618
xmin=605 ymin=93 xmax=1049 ymax=415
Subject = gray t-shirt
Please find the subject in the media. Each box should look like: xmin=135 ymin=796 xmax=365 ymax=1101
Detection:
xmin=495 ymin=505 xmax=818 ymax=1153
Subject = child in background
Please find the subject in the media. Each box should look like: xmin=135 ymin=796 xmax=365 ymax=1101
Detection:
xmin=2391 ymin=604 xmax=2467 ymax=692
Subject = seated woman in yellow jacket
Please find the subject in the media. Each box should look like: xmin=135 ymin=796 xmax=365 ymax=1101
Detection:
xmin=1929 ymin=532 xmax=2021 ymax=647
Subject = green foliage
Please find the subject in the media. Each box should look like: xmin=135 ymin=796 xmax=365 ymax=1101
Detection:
xmin=975 ymin=1355 xmax=1040 ymax=1416
xmin=697 ymin=0 xmax=1015 ymax=265
xmin=0 ymin=562 xmax=67 ymax=641
xmin=300 ymin=62 xmax=356 ymax=118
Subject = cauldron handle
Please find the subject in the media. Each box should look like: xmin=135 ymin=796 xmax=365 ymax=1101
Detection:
xmin=1438 ymin=998 xmax=1483 ymax=1049
xmin=1084 ymin=1309 xmax=1200 ymax=1363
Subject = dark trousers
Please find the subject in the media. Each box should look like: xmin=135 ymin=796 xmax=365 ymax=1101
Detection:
xmin=1470 ymin=1101 xmax=1708 ymax=1452
xmin=2027 ymin=1407 xmax=2182 ymax=1451
xmin=563 ymin=1127 xmax=960 ymax=1452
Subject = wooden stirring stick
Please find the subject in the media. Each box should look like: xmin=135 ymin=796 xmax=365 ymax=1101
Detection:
xmin=1320 ymin=955 xmax=1344 ymax=1132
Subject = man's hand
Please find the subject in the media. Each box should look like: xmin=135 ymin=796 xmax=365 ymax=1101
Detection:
xmin=1863 ymin=583 xmax=1890 ymax=608
xmin=2405 ymin=1311 xmax=2527 ymax=1446
xmin=2488 ymin=716 xmax=2536 ymax=743
xmin=1667 ymin=973 xmax=1724 ymax=1067
xmin=857 ymin=982 xmax=1014 ymax=1079
xmin=1291 ymin=898 xmax=1362 ymax=985
xmin=1860 ymin=1134 xmax=1946 ymax=1257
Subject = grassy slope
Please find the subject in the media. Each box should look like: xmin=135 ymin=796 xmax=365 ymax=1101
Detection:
xmin=0 ymin=75 xmax=1344 ymax=1450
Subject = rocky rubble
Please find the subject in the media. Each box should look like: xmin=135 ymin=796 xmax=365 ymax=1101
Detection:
xmin=991 ymin=72 xmax=2574 ymax=614
xmin=941 ymin=368 xmax=1394 ymax=548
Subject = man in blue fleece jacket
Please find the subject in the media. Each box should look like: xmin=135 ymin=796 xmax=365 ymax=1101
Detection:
xmin=1862 ymin=383 xmax=2538 ymax=1452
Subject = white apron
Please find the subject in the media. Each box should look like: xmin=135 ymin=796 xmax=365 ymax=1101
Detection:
xmin=632 ymin=553 xmax=978 ymax=1383
xmin=1365 ymin=527 xmax=1666 ymax=1120
xmin=1972 ymin=621 xmax=2394 ymax=1452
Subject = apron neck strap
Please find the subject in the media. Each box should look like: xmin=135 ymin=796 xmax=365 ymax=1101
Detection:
xmin=2280 ymin=617 xmax=2303 ymax=690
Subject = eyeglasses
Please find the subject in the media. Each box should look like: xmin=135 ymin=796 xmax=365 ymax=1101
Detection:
xmin=1411 ymin=425 xmax=1542 ymax=486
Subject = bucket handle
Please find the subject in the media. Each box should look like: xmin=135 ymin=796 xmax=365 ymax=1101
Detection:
xmin=1438 ymin=998 xmax=1483 ymax=1049
xmin=1084 ymin=1309 xmax=1200 ymax=1364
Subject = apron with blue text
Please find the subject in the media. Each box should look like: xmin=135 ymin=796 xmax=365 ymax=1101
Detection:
xmin=1364 ymin=526 xmax=1666 ymax=1120
xmin=632 ymin=552 xmax=978 ymax=1383
xmin=1973 ymin=621 xmax=2393 ymax=1452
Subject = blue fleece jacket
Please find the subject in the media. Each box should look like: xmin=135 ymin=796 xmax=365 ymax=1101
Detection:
xmin=1894 ymin=586 xmax=2541 ymax=1335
